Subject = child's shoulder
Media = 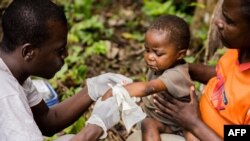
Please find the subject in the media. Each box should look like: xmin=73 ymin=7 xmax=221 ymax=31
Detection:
xmin=163 ymin=63 xmax=189 ymax=74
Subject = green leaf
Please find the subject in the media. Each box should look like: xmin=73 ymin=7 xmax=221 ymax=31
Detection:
xmin=83 ymin=40 xmax=109 ymax=58
xmin=184 ymin=56 xmax=196 ymax=63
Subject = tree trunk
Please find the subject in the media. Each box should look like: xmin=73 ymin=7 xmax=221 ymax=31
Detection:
xmin=189 ymin=0 xmax=221 ymax=63
xmin=204 ymin=0 xmax=223 ymax=63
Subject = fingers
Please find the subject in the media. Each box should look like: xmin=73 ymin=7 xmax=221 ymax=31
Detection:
xmin=153 ymin=95 xmax=178 ymax=113
xmin=164 ymin=94 xmax=185 ymax=107
xmin=154 ymin=106 xmax=175 ymax=121
xmin=153 ymin=94 xmax=167 ymax=107
xmin=189 ymin=86 xmax=198 ymax=103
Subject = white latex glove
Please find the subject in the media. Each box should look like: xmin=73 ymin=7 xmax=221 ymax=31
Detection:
xmin=86 ymin=73 xmax=133 ymax=101
xmin=86 ymin=97 xmax=120 ymax=139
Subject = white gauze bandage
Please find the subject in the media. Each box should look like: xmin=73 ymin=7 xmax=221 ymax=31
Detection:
xmin=109 ymin=83 xmax=146 ymax=132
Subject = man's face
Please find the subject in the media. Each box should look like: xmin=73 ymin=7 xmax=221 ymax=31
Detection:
xmin=215 ymin=0 xmax=250 ymax=49
xmin=31 ymin=21 xmax=68 ymax=79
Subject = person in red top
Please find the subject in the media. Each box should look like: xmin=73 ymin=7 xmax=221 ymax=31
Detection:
xmin=152 ymin=0 xmax=250 ymax=140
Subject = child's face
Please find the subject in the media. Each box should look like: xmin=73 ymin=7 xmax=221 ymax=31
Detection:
xmin=144 ymin=29 xmax=181 ymax=73
xmin=215 ymin=0 xmax=250 ymax=49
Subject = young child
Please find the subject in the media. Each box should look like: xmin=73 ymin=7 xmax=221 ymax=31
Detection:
xmin=152 ymin=0 xmax=250 ymax=140
xmin=102 ymin=15 xmax=197 ymax=141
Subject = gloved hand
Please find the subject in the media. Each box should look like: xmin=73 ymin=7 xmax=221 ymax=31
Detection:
xmin=111 ymin=84 xmax=146 ymax=132
xmin=86 ymin=73 xmax=133 ymax=101
xmin=86 ymin=97 xmax=120 ymax=139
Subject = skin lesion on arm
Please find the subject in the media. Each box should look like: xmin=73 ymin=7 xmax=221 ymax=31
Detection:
xmin=101 ymin=79 xmax=166 ymax=100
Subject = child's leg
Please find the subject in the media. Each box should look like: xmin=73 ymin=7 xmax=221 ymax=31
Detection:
xmin=184 ymin=130 xmax=200 ymax=141
xmin=141 ymin=117 xmax=173 ymax=141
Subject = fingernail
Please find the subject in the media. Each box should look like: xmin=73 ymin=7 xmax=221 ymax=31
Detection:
xmin=191 ymin=86 xmax=195 ymax=91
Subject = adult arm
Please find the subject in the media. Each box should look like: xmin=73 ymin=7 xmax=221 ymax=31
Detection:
xmin=153 ymin=86 xmax=222 ymax=141
xmin=32 ymin=73 xmax=132 ymax=136
xmin=32 ymin=87 xmax=93 ymax=136
xmin=189 ymin=63 xmax=216 ymax=84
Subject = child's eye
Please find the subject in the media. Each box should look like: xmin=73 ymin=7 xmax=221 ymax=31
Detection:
xmin=156 ymin=52 xmax=164 ymax=56
xmin=144 ymin=48 xmax=150 ymax=52
xmin=144 ymin=46 xmax=150 ymax=53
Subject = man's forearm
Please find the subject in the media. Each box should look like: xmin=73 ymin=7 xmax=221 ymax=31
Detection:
xmin=42 ymin=87 xmax=94 ymax=134
xmin=54 ymin=86 xmax=93 ymax=125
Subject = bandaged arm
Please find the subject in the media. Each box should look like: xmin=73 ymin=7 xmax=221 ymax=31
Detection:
xmin=102 ymin=79 xmax=166 ymax=100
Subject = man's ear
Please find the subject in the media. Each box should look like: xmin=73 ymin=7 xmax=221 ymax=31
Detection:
xmin=177 ymin=49 xmax=187 ymax=60
xmin=21 ymin=43 xmax=35 ymax=61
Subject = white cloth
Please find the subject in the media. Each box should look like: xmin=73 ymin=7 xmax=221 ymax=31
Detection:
xmin=0 ymin=58 xmax=44 ymax=141
xmin=110 ymin=84 xmax=146 ymax=132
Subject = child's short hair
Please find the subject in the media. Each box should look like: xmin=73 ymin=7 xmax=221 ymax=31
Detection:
xmin=1 ymin=0 xmax=67 ymax=52
xmin=148 ymin=15 xmax=190 ymax=50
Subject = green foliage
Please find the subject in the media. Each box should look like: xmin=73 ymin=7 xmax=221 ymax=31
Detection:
xmin=142 ymin=0 xmax=193 ymax=23
xmin=45 ymin=117 xmax=86 ymax=141
xmin=184 ymin=56 xmax=196 ymax=63
xmin=142 ymin=1 xmax=174 ymax=17
xmin=122 ymin=32 xmax=144 ymax=42
xmin=63 ymin=117 xmax=86 ymax=134
xmin=208 ymin=47 xmax=227 ymax=65
xmin=190 ymin=2 xmax=205 ymax=9
xmin=56 ymin=0 xmax=93 ymax=23
xmin=83 ymin=40 xmax=109 ymax=58
xmin=195 ymin=26 xmax=208 ymax=41
xmin=69 ymin=16 xmax=105 ymax=45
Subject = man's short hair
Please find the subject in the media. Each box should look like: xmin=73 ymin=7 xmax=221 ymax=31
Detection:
xmin=1 ymin=0 xmax=67 ymax=52
xmin=148 ymin=15 xmax=190 ymax=50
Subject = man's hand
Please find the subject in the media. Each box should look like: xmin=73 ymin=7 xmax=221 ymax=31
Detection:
xmin=153 ymin=86 xmax=200 ymax=131
xmin=86 ymin=97 xmax=120 ymax=139
xmin=86 ymin=73 xmax=132 ymax=101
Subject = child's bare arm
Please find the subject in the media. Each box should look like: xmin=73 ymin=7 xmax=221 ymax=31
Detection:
xmin=102 ymin=79 xmax=166 ymax=100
